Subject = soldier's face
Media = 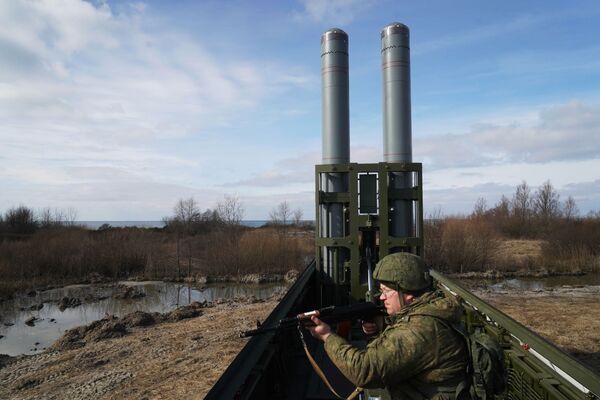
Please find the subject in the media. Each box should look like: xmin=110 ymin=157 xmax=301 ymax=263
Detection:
xmin=379 ymin=283 xmax=402 ymax=315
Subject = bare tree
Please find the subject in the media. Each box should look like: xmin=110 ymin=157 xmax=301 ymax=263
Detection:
xmin=270 ymin=201 xmax=291 ymax=226
xmin=587 ymin=210 xmax=600 ymax=219
xmin=38 ymin=207 xmax=54 ymax=228
xmin=492 ymin=195 xmax=510 ymax=219
xmin=217 ymin=195 xmax=245 ymax=226
xmin=64 ymin=207 xmax=78 ymax=226
xmin=171 ymin=197 xmax=201 ymax=278
xmin=472 ymin=197 xmax=487 ymax=219
xmin=533 ymin=180 xmax=561 ymax=221
xmin=173 ymin=197 xmax=200 ymax=227
xmin=511 ymin=181 xmax=531 ymax=221
xmin=36 ymin=207 xmax=77 ymax=228
xmin=4 ymin=205 xmax=37 ymax=234
xmin=53 ymin=209 xmax=66 ymax=225
xmin=562 ymin=196 xmax=579 ymax=221
xmin=292 ymin=208 xmax=304 ymax=226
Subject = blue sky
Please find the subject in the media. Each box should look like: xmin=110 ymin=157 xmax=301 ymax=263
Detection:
xmin=1 ymin=0 xmax=599 ymax=220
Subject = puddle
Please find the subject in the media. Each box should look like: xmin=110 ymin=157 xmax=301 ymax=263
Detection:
xmin=458 ymin=272 xmax=600 ymax=292
xmin=0 ymin=281 xmax=285 ymax=356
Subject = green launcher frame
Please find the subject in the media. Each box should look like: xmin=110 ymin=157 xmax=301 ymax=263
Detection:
xmin=315 ymin=162 xmax=424 ymax=302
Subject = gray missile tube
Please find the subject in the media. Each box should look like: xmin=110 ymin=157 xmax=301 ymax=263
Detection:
xmin=382 ymin=23 xmax=413 ymax=240
xmin=321 ymin=28 xmax=349 ymax=279
xmin=322 ymin=28 xmax=349 ymax=166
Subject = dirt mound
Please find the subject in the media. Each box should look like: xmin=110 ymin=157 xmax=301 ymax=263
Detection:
xmin=160 ymin=301 xmax=209 ymax=322
xmin=284 ymin=269 xmax=299 ymax=283
xmin=59 ymin=296 xmax=82 ymax=310
xmin=113 ymin=285 xmax=146 ymax=299
xmin=86 ymin=272 xmax=111 ymax=284
xmin=239 ymin=273 xmax=284 ymax=284
xmin=50 ymin=301 xmax=211 ymax=351
xmin=121 ymin=311 xmax=157 ymax=327
xmin=51 ymin=317 xmax=128 ymax=350
xmin=0 ymin=354 xmax=13 ymax=369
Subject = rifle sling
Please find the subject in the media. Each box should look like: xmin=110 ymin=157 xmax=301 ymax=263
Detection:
xmin=298 ymin=325 xmax=363 ymax=400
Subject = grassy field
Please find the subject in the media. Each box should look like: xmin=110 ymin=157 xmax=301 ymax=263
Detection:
xmin=478 ymin=289 xmax=600 ymax=374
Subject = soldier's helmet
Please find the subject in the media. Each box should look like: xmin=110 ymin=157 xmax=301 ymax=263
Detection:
xmin=373 ymin=252 xmax=432 ymax=292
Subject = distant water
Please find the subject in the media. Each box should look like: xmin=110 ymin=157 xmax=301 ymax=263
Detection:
xmin=79 ymin=220 xmax=270 ymax=230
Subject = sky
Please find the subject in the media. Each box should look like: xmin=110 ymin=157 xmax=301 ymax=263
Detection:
xmin=1 ymin=0 xmax=599 ymax=220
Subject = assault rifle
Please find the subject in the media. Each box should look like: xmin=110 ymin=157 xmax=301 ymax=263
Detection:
xmin=240 ymin=301 xmax=386 ymax=337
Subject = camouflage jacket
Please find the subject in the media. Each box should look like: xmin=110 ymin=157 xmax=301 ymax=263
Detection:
xmin=324 ymin=290 xmax=468 ymax=400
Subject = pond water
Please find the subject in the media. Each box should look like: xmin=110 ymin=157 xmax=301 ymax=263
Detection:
xmin=457 ymin=272 xmax=600 ymax=292
xmin=0 ymin=281 xmax=285 ymax=357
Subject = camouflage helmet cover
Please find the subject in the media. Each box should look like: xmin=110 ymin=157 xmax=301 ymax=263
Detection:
xmin=373 ymin=252 xmax=432 ymax=292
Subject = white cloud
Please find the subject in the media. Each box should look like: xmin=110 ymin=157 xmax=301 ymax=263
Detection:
xmin=225 ymin=146 xmax=383 ymax=189
xmin=424 ymin=178 xmax=600 ymax=217
xmin=230 ymin=99 xmax=600 ymax=218
xmin=225 ymin=152 xmax=318 ymax=188
xmin=0 ymin=0 xmax=312 ymax=218
xmin=294 ymin=0 xmax=377 ymax=25
xmin=562 ymin=180 xmax=600 ymax=215
xmin=242 ymin=190 xmax=314 ymax=220
xmin=416 ymin=102 xmax=600 ymax=169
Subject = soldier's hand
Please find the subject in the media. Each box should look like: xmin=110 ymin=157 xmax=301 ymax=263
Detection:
xmin=361 ymin=320 xmax=379 ymax=336
xmin=307 ymin=316 xmax=331 ymax=342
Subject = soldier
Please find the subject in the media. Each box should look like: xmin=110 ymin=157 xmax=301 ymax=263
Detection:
xmin=308 ymin=252 xmax=469 ymax=400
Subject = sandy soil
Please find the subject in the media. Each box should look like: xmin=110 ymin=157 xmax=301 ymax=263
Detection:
xmin=0 ymin=299 xmax=278 ymax=400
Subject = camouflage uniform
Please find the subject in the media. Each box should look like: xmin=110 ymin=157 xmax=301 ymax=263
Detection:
xmin=324 ymin=290 xmax=468 ymax=400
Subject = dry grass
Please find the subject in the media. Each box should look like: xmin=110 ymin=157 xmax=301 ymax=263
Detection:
xmin=425 ymin=215 xmax=600 ymax=275
xmin=201 ymin=227 xmax=313 ymax=276
xmin=492 ymin=239 xmax=544 ymax=271
xmin=494 ymin=239 xmax=543 ymax=259
xmin=0 ymin=226 xmax=314 ymax=298
xmin=478 ymin=292 xmax=600 ymax=374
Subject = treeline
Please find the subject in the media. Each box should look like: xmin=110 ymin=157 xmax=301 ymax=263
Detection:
xmin=0 ymin=206 xmax=78 ymax=236
xmin=0 ymin=198 xmax=313 ymax=298
xmin=425 ymin=180 xmax=600 ymax=275
xmin=159 ymin=197 xmax=312 ymax=278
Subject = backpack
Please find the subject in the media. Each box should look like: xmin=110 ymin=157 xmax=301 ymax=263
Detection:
xmin=455 ymin=325 xmax=506 ymax=400
xmin=425 ymin=315 xmax=506 ymax=400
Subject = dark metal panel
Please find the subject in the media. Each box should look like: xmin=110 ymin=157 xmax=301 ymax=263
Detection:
xmin=205 ymin=261 xmax=316 ymax=400
xmin=318 ymin=191 xmax=351 ymax=204
xmin=359 ymin=174 xmax=378 ymax=214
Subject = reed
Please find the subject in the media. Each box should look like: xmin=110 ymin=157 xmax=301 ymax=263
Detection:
xmin=0 ymin=224 xmax=314 ymax=297
xmin=424 ymin=213 xmax=600 ymax=275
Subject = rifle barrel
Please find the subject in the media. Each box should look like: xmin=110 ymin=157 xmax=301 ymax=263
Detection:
xmin=240 ymin=302 xmax=385 ymax=338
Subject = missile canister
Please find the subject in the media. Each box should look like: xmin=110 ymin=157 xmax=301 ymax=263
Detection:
xmin=320 ymin=28 xmax=350 ymax=281
xmin=382 ymin=23 xmax=413 ymax=239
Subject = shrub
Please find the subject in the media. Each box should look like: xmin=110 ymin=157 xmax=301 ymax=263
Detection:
xmin=540 ymin=218 xmax=600 ymax=273
xmin=425 ymin=217 xmax=498 ymax=273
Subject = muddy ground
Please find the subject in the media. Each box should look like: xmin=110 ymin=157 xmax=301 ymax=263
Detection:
xmin=0 ymin=288 xmax=598 ymax=399
xmin=0 ymin=298 xmax=279 ymax=400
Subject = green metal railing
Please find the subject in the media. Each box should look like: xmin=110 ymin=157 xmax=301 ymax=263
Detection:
xmin=432 ymin=270 xmax=600 ymax=400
